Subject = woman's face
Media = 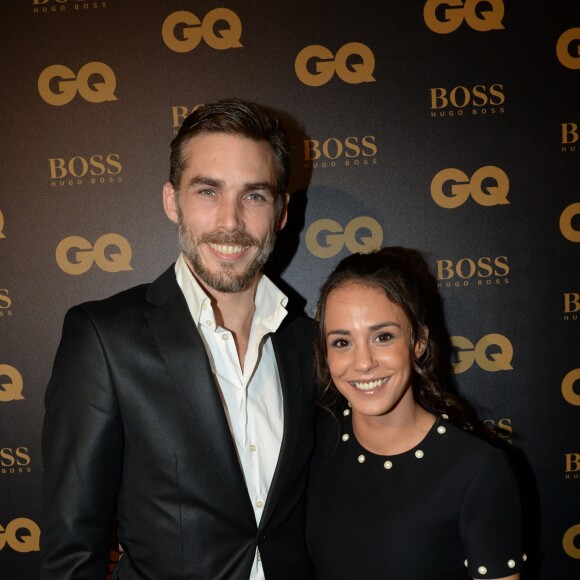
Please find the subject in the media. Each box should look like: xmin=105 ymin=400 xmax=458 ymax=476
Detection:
xmin=324 ymin=282 xmax=422 ymax=420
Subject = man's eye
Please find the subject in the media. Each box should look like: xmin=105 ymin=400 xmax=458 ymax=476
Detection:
xmin=199 ymin=189 xmax=215 ymax=196
xmin=247 ymin=192 xmax=266 ymax=201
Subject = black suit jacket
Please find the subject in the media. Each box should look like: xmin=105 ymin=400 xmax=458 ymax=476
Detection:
xmin=40 ymin=266 xmax=316 ymax=580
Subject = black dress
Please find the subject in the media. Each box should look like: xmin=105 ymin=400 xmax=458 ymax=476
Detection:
xmin=306 ymin=409 xmax=524 ymax=580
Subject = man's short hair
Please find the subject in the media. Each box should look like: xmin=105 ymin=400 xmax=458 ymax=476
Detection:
xmin=169 ymin=99 xmax=291 ymax=212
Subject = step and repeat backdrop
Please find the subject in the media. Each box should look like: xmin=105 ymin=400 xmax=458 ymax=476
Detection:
xmin=1 ymin=1 xmax=579 ymax=578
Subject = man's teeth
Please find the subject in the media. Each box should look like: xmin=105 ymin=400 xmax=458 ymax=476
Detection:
xmin=352 ymin=378 xmax=387 ymax=391
xmin=209 ymin=243 xmax=248 ymax=254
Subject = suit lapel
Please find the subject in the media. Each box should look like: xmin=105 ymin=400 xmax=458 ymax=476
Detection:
xmin=260 ymin=324 xmax=304 ymax=527
xmin=144 ymin=267 xmax=255 ymax=519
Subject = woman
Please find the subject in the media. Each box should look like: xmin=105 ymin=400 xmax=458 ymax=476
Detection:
xmin=306 ymin=247 xmax=524 ymax=580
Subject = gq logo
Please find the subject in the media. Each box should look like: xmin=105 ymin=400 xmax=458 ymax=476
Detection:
xmin=56 ymin=234 xmax=133 ymax=275
xmin=0 ymin=365 xmax=24 ymax=401
xmin=0 ymin=209 xmax=5 ymax=238
xmin=556 ymin=28 xmax=580 ymax=70
xmin=560 ymin=203 xmax=580 ymax=242
xmin=451 ymin=334 xmax=513 ymax=373
xmin=306 ymin=217 xmax=382 ymax=258
xmin=38 ymin=62 xmax=117 ymax=106
xmin=162 ymin=9 xmax=242 ymax=52
xmin=295 ymin=43 xmax=375 ymax=87
xmin=0 ymin=519 xmax=40 ymax=553
xmin=431 ymin=166 xmax=509 ymax=208
xmin=563 ymin=525 xmax=580 ymax=559
xmin=562 ymin=369 xmax=580 ymax=406
xmin=424 ymin=0 xmax=504 ymax=34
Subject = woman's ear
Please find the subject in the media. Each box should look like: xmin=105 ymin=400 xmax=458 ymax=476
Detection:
xmin=414 ymin=326 xmax=429 ymax=358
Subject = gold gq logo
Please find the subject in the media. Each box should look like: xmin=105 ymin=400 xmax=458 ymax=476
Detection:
xmin=431 ymin=166 xmax=509 ymax=208
xmin=563 ymin=524 xmax=580 ymax=559
xmin=0 ymin=209 xmax=5 ymax=238
xmin=162 ymin=9 xmax=242 ymax=52
xmin=424 ymin=0 xmax=504 ymax=34
xmin=556 ymin=28 xmax=580 ymax=70
xmin=295 ymin=43 xmax=375 ymax=87
xmin=560 ymin=203 xmax=580 ymax=242
xmin=306 ymin=217 xmax=382 ymax=258
xmin=0 ymin=365 xmax=24 ymax=401
xmin=0 ymin=519 xmax=40 ymax=553
xmin=56 ymin=234 xmax=133 ymax=275
xmin=451 ymin=334 xmax=513 ymax=373
xmin=38 ymin=62 xmax=117 ymax=106
xmin=562 ymin=369 xmax=580 ymax=406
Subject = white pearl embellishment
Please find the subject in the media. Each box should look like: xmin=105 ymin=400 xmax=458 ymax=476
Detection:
xmin=442 ymin=413 xmax=449 ymax=419
xmin=477 ymin=565 xmax=487 ymax=575
xmin=437 ymin=426 xmax=446 ymax=434
xmin=415 ymin=450 xmax=424 ymax=459
xmin=508 ymin=559 xmax=516 ymax=568
xmin=358 ymin=454 xmax=365 ymax=463
xmin=464 ymin=560 xmax=468 ymax=567
xmin=342 ymin=434 xmax=350 ymax=441
xmin=522 ymin=554 xmax=527 ymax=562
xmin=384 ymin=460 xmax=393 ymax=469
xmin=343 ymin=408 xmax=350 ymax=416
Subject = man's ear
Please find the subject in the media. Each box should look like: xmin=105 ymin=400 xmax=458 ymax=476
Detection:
xmin=163 ymin=181 xmax=179 ymax=224
xmin=276 ymin=192 xmax=290 ymax=231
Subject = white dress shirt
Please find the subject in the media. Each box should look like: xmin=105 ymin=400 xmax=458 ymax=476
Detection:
xmin=175 ymin=254 xmax=288 ymax=579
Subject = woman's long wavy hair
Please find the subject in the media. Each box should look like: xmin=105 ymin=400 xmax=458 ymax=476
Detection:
xmin=314 ymin=246 xmax=478 ymax=430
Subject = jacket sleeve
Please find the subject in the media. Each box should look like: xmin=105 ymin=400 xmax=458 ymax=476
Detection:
xmin=40 ymin=305 xmax=124 ymax=580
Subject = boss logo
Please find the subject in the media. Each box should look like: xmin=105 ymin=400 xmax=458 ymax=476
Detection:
xmin=0 ymin=519 xmax=40 ymax=553
xmin=562 ymin=369 xmax=580 ymax=406
xmin=56 ymin=234 xmax=133 ymax=275
xmin=0 ymin=289 xmax=12 ymax=314
xmin=0 ymin=448 xmax=31 ymax=469
xmin=560 ymin=203 xmax=580 ymax=242
xmin=306 ymin=217 xmax=383 ymax=258
xmin=0 ymin=365 xmax=24 ymax=402
xmin=431 ymin=166 xmax=509 ymax=208
xmin=556 ymin=28 xmax=580 ymax=70
xmin=451 ymin=334 xmax=513 ymax=373
xmin=295 ymin=43 xmax=375 ymax=87
xmin=430 ymin=83 xmax=505 ymax=117
xmin=162 ymin=9 xmax=242 ymax=52
xmin=561 ymin=123 xmax=579 ymax=152
xmin=0 ymin=210 xmax=5 ymax=239
xmin=424 ymin=0 xmax=504 ymax=34
xmin=565 ymin=453 xmax=580 ymax=474
xmin=482 ymin=418 xmax=513 ymax=440
xmin=437 ymin=256 xmax=509 ymax=286
xmin=171 ymin=105 xmax=203 ymax=129
xmin=49 ymin=154 xmax=122 ymax=180
xmin=304 ymin=136 xmax=377 ymax=167
xmin=564 ymin=293 xmax=580 ymax=314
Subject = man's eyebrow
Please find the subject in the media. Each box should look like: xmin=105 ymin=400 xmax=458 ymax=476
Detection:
xmin=187 ymin=176 xmax=222 ymax=189
xmin=243 ymin=182 xmax=276 ymax=194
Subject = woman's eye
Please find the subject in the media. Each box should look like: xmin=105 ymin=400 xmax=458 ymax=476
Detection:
xmin=330 ymin=338 xmax=350 ymax=349
xmin=375 ymin=332 xmax=394 ymax=343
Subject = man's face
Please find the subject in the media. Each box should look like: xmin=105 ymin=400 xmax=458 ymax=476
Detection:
xmin=163 ymin=133 xmax=288 ymax=294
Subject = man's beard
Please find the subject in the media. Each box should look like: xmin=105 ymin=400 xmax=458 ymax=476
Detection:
xmin=177 ymin=211 xmax=276 ymax=293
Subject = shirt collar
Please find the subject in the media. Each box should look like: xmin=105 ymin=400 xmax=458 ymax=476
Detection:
xmin=174 ymin=253 xmax=288 ymax=333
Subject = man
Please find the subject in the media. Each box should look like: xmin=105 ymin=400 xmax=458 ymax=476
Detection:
xmin=41 ymin=99 xmax=316 ymax=579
